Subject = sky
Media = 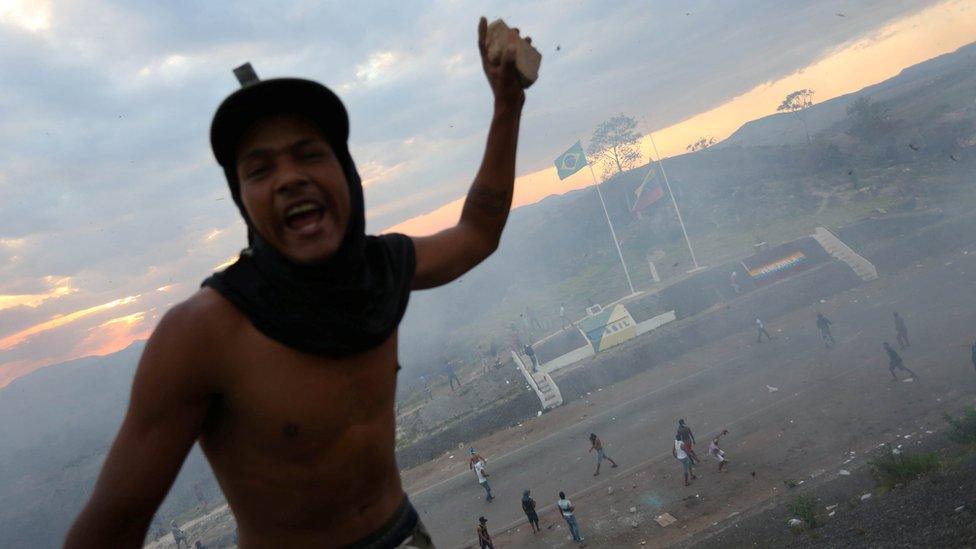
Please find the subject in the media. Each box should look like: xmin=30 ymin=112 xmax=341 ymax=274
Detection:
xmin=1 ymin=0 xmax=973 ymax=387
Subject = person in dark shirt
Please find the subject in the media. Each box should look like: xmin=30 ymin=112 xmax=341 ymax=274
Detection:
xmin=445 ymin=361 xmax=462 ymax=391
xmin=524 ymin=343 xmax=539 ymax=372
xmin=521 ymin=489 xmax=540 ymax=533
xmin=884 ymin=342 xmax=917 ymax=381
xmin=816 ymin=313 xmax=835 ymax=348
xmin=477 ymin=516 xmax=494 ymax=549
xmin=893 ymin=312 xmax=910 ymax=349
xmin=676 ymin=419 xmax=699 ymax=464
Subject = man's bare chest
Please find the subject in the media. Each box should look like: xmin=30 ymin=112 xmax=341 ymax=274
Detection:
xmin=206 ymin=329 xmax=399 ymax=458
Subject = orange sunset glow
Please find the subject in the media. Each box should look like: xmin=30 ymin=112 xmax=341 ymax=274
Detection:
xmin=386 ymin=0 xmax=976 ymax=236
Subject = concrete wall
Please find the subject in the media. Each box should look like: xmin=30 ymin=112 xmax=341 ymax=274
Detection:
xmin=541 ymin=345 xmax=594 ymax=374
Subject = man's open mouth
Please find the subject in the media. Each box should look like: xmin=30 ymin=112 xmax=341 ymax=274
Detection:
xmin=283 ymin=200 xmax=326 ymax=234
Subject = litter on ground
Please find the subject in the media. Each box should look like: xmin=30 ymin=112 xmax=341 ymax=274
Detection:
xmin=655 ymin=513 xmax=677 ymax=527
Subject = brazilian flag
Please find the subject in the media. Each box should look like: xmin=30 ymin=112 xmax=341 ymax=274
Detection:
xmin=554 ymin=141 xmax=587 ymax=180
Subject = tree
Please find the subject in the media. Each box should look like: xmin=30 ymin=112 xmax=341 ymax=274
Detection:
xmin=777 ymin=89 xmax=815 ymax=144
xmin=686 ymin=136 xmax=716 ymax=153
xmin=845 ymin=96 xmax=891 ymax=141
xmin=587 ymin=114 xmax=643 ymax=179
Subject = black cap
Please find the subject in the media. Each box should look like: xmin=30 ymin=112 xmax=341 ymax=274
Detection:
xmin=479 ymin=516 xmax=487 ymax=523
xmin=210 ymin=73 xmax=349 ymax=170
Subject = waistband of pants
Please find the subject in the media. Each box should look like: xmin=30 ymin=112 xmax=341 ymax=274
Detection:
xmin=344 ymin=495 xmax=418 ymax=549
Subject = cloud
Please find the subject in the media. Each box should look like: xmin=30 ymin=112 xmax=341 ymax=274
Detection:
xmin=0 ymin=0 xmax=52 ymax=33
xmin=0 ymin=276 xmax=76 ymax=311
xmin=0 ymin=294 xmax=140 ymax=351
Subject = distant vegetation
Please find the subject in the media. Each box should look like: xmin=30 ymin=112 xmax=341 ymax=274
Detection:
xmin=587 ymin=113 xmax=643 ymax=180
xmin=943 ymin=406 xmax=976 ymax=444
xmin=777 ymin=88 xmax=815 ymax=143
xmin=686 ymin=136 xmax=716 ymax=153
xmin=870 ymin=448 xmax=941 ymax=488
xmin=788 ymin=494 xmax=821 ymax=528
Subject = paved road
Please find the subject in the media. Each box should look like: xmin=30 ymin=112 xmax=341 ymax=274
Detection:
xmin=407 ymin=248 xmax=976 ymax=548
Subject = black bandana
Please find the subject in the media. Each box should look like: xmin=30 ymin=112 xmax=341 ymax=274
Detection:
xmin=202 ymin=111 xmax=415 ymax=356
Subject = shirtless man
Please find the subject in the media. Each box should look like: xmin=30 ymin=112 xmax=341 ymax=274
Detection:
xmin=65 ymin=18 xmax=532 ymax=548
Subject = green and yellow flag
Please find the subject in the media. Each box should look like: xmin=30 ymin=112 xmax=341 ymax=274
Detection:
xmin=554 ymin=141 xmax=587 ymax=180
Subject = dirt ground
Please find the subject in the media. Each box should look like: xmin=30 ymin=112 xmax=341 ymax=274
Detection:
xmin=405 ymin=243 xmax=976 ymax=548
xmin=678 ymin=436 xmax=976 ymax=548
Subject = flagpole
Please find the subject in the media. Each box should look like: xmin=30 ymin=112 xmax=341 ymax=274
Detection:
xmin=586 ymin=161 xmax=637 ymax=296
xmin=648 ymin=133 xmax=700 ymax=270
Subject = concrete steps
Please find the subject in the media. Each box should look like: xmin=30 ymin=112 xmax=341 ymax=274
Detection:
xmin=813 ymin=227 xmax=878 ymax=281
xmin=511 ymin=351 xmax=563 ymax=410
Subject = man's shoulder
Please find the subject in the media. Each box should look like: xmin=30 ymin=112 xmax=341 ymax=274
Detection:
xmin=152 ymin=288 xmax=245 ymax=350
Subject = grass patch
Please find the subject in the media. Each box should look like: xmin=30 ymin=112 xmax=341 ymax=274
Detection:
xmin=788 ymin=494 xmax=821 ymax=528
xmin=943 ymin=406 xmax=976 ymax=444
xmin=869 ymin=448 xmax=940 ymax=487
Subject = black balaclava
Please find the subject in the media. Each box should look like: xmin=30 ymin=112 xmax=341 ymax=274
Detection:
xmin=202 ymin=79 xmax=414 ymax=356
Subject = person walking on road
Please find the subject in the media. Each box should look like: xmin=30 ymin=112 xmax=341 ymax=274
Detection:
xmin=756 ymin=317 xmax=772 ymax=343
xmin=709 ymin=430 xmax=730 ymax=472
xmin=557 ymin=491 xmax=584 ymax=543
xmin=884 ymin=342 xmax=917 ymax=381
xmin=521 ymin=489 xmax=540 ymax=533
xmin=673 ymin=435 xmax=697 ymax=486
xmin=476 ymin=516 xmax=494 ymax=549
xmin=473 ymin=457 xmax=494 ymax=502
xmin=589 ymin=433 xmax=618 ymax=476
xmin=676 ymin=419 xmax=699 ymax=464
xmin=816 ymin=313 xmax=835 ymax=348
xmin=893 ymin=312 xmax=910 ymax=349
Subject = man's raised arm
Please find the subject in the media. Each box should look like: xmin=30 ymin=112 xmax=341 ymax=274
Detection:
xmin=411 ymin=17 xmax=529 ymax=290
xmin=65 ymin=298 xmax=218 ymax=548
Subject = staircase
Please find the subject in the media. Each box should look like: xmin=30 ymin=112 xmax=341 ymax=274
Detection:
xmin=813 ymin=227 xmax=878 ymax=281
xmin=511 ymin=351 xmax=563 ymax=410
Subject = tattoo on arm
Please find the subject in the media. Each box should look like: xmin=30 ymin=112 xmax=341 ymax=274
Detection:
xmin=464 ymin=187 xmax=511 ymax=218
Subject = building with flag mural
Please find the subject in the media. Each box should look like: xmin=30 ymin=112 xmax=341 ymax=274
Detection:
xmin=577 ymin=303 xmax=638 ymax=352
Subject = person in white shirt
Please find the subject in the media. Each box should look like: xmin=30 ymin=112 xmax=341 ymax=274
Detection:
xmin=672 ymin=435 xmax=697 ymax=486
xmin=709 ymin=429 xmax=730 ymax=472
xmin=556 ymin=491 xmax=583 ymax=542
xmin=474 ymin=459 xmax=493 ymax=502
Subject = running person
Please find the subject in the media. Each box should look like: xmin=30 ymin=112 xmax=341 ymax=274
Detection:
xmin=884 ymin=342 xmax=917 ymax=381
xmin=709 ymin=430 xmax=730 ymax=472
xmin=588 ymin=433 xmax=618 ymax=476
xmin=816 ymin=313 xmax=835 ymax=348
